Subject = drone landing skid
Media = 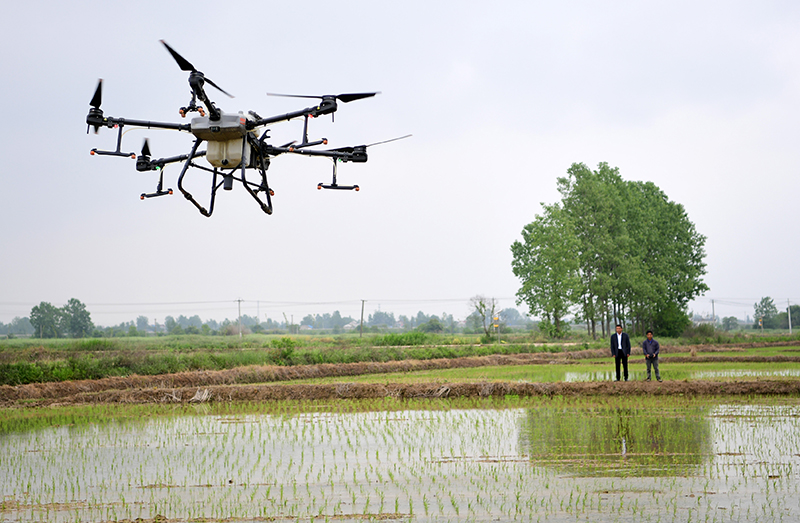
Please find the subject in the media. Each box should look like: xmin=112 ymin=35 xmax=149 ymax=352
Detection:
xmin=140 ymin=189 xmax=173 ymax=200
xmin=318 ymin=158 xmax=359 ymax=191
xmin=318 ymin=183 xmax=359 ymax=191
xmin=90 ymin=125 xmax=135 ymax=158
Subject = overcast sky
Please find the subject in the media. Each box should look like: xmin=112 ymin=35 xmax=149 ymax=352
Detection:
xmin=1 ymin=1 xmax=798 ymax=327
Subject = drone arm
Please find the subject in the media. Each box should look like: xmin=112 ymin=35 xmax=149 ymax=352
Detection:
xmin=249 ymin=101 xmax=337 ymax=129
xmin=110 ymin=117 xmax=191 ymax=131
xmin=150 ymin=150 xmax=207 ymax=168
xmin=267 ymin=146 xmax=367 ymax=163
xmin=86 ymin=113 xmax=191 ymax=133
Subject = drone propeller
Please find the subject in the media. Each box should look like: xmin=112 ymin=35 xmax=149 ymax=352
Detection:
xmin=87 ymin=79 xmax=104 ymax=133
xmin=141 ymin=138 xmax=151 ymax=158
xmin=160 ymin=40 xmax=233 ymax=98
xmin=90 ymin=79 xmax=103 ymax=109
xmin=267 ymin=92 xmax=380 ymax=103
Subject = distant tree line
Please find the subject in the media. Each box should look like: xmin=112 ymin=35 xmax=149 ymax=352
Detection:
xmin=0 ymin=317 xmax=34 ymax=337
xmin=512 ymin=162 xmax=708 ymax=339
xmin=5 ymin=299 xmax=532 ymax=339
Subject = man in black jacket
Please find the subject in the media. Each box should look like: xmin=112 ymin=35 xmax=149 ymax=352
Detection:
xmin=642 ymin=330 xmax=662 ymax=382
xmin=610 ymin=324 xmax=631 ymax=381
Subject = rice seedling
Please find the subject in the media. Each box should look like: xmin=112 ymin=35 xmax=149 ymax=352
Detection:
xmin=1 ymin=396 xmax=800 ymax=521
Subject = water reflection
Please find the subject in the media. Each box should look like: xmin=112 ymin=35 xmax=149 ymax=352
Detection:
xmin=564 ymin=371 xmax=647 ymax=382
xmin=566 ymin=368 xmax=800 ymax=382
xmin=693 ymin=369 xmax=800 ymax=379
xmin=519 ymin=406 xmax=712 ymax=476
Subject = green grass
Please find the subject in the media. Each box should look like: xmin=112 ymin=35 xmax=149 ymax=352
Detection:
xmin=287 ymin=358 xmax=800 ymax=385
xmin=2 ymin=331 xmax=799 ymax=386
xmin=0 ymin=333 xmax=575 ymax=385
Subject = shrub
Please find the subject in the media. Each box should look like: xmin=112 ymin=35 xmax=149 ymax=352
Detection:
xmin=682 ymin=324 xmax=715 ymax=339
xmin=373 ymin=332 xmax=428 ymax=346
xmin=0 ymin=362 xmax=44 ymax=385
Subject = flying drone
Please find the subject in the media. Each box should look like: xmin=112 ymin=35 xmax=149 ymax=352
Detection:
xmin=86 ymin=40 xmax=409 ymax=217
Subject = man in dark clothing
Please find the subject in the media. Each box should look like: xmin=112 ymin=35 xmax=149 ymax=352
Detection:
xmin=642 ymin=330 xmax=662 ymax=382
xmin=610 ymin=324 xmax=631 ymax=381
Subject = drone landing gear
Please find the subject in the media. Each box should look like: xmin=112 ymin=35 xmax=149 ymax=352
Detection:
xmin=317 ymin=158 xmax=359 ymax=191
xmin=140 ymin=168 xmax=173 ymax=200
xmin=175 ymin=137 xmax=275 ymax=217
xmin=90 ymin=123 xmax=135 ymax=158
xmin=241 ymin=135 xmax=273 ymax=215
xmin=177 ymin=139 xmax=217 ymax=217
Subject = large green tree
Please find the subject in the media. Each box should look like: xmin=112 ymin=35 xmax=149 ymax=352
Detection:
xmin=776 ymin=305 xmax=800 ymax=330
xmin=62 ymin=298 xmax=93 ymax=338
xmin=511 ymin=205 xmax=579 ymax=338
xmin=754 ymin=297 xmax=779 ymax=329
xmin=512 ymin=162 xmax=708 ymax=338
xmin=30 ymin=302 xmax=64 ymax=338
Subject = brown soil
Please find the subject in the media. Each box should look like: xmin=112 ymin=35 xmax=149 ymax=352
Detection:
xmin=4 ymin=380 xmax=800 ymax=408
xmin=2 ymin=341 xmax=798 ymax=407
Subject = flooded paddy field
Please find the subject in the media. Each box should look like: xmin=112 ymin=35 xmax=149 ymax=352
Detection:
xmin=2 ymin=396 xmax=800 ymax=522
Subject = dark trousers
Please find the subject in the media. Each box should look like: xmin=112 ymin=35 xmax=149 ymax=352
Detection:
xmin=646 ymin=356 xmax=661 ymax=380
xmin=615 ymin=354 xmax=629 ymax=381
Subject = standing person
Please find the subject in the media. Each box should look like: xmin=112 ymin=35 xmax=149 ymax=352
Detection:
xmin=642 ymin=330 xmax=662 ymax=382
xmin=610 ymin=324 xmax=631 ymax=381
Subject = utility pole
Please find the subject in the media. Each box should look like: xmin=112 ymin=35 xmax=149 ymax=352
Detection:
xmin=711 ymin=299 xmax=715 ymax=326
xmin=789 ymin=299 xmax=793 ymax=335
xmin=360 ymin=300 xmax=365 ymax=338
xmin=236 ymin=298 xmax=243 ymax=339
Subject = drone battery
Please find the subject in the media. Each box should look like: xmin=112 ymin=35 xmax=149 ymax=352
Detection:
xmin=206 ymin=138 xmax=251 ymax=169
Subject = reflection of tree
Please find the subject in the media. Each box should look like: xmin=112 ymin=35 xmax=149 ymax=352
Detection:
xmin=519 ymin=406 xmax=712 ymax=476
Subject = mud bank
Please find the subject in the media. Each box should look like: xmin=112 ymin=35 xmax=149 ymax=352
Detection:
xmin=2 ymin=343 xmax=799 ymax=406
xmin=4 ymin=379 xmax=800 ymax=407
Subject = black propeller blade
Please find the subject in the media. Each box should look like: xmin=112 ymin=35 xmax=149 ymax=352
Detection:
xmin=90 ymin=79 xmax=103 ymax=109
xmin=160 ymin=40 xmax=195 ymax=72
xmin=141 ymin=138 xmax=151 ymax=158
xmin=160 ymin=40 xmax=234 ymax=98
xmin=267 ymin=92 xmax=380 ymax=103
xmin=202 ymin=77 xmax=233 ymax=98
xmin=87 ymin=79 xmax=104 ymax=133
xmin=337 ymin=92 xmax=380 ymax=103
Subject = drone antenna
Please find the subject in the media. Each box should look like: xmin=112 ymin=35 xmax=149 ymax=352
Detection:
xmin=366 ymin=134 xmax=413 ymax=147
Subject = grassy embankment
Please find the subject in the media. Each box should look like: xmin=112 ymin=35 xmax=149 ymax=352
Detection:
xmin=1 ymin=330 xmax=798 ymax=387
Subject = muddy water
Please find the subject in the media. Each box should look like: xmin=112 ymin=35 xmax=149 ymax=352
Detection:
xmin=2 ymin=400 xmax=800 ymax=522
